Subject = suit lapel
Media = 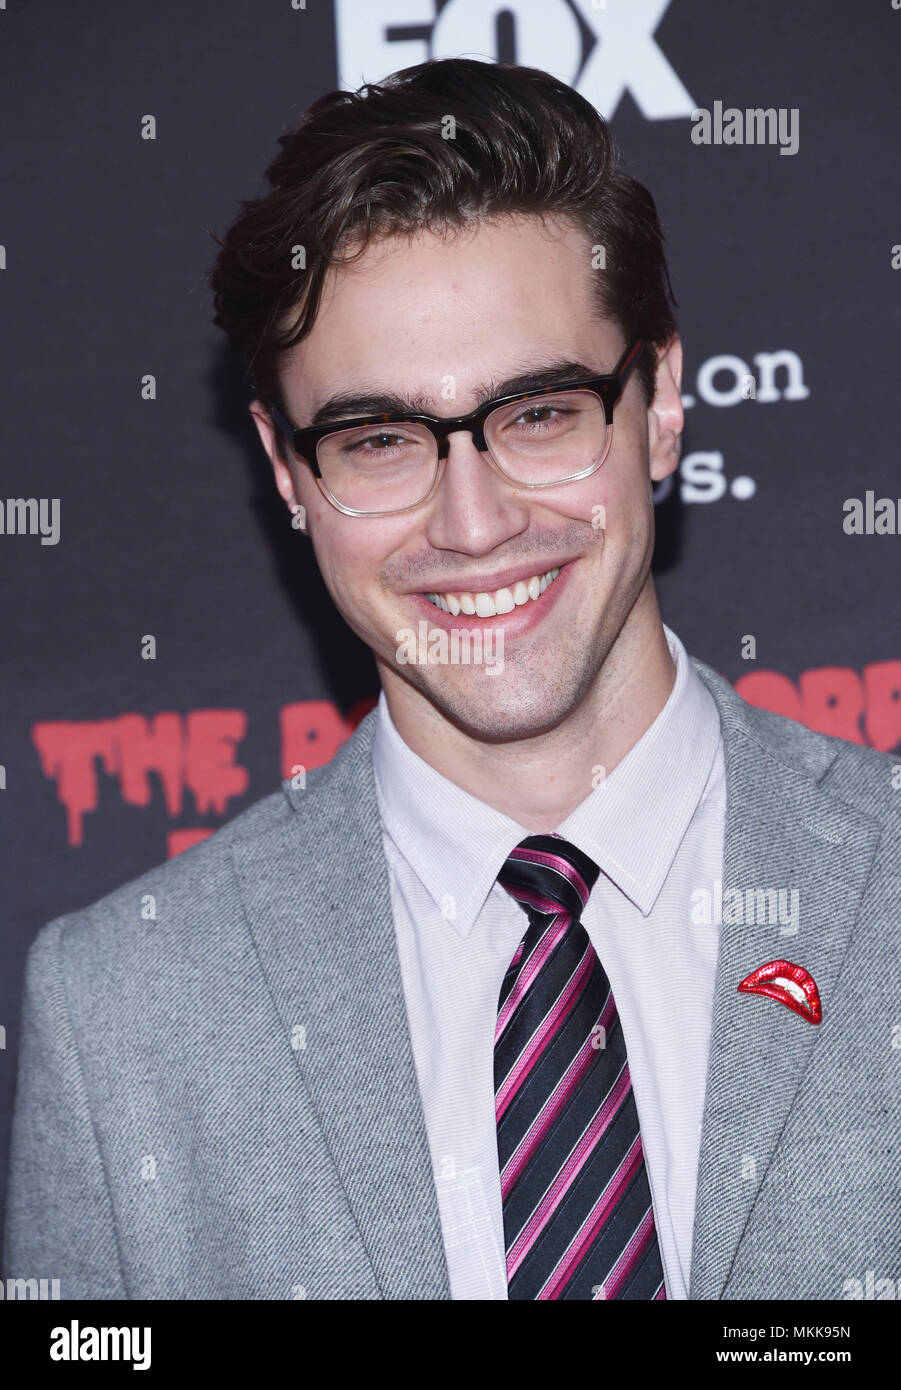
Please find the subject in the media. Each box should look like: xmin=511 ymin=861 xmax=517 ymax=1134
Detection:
xmin=688 ymin=661 xmax=881 ymax=1298
xmin=229 ymin=712 xmax=450 ymax=1299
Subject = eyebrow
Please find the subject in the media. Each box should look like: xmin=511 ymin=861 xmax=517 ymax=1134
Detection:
xmin=308 ymin=359 xmax=600 ymax=427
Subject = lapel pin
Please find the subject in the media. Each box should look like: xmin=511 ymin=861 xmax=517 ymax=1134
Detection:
xmin=737 ymin=959 xmax=822 ymax=1024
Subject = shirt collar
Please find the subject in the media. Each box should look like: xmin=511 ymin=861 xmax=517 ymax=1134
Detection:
xmin=372 ymin=623 xmax=722 ymax=936
xmin=373 ymin=696 xmax=526 ymax=938
xmin=556 ymin=625 xmax=722 ymax=914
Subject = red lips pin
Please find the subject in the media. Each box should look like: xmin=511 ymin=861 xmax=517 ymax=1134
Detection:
xmin=737 ymin=959 xmax=822 ymax=1024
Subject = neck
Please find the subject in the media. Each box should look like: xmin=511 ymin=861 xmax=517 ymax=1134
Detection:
xmin=379 ymin=588 xmax=677 ymax=831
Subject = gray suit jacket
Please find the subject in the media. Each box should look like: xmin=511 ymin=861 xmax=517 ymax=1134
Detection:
xmin=4 ymin=659 xmax=900 ymax=1299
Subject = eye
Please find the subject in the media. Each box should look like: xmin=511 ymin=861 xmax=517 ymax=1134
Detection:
xmin=506 ymin=400 xmax=578 ymax=433
xmin=517 ymin=403 xmax=553 ymax=422
xmin=337 ymin=429 xmax=418 ymax=458
xmin=349 ymin=431 xmax=406 ymax=453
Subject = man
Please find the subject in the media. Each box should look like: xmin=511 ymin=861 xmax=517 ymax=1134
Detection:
xmin=4 ymin=58 xmax=898 ymax=1301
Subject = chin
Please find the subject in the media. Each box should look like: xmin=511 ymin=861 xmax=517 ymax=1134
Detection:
xmin=410 ymin=665 xmax=587 ymax=744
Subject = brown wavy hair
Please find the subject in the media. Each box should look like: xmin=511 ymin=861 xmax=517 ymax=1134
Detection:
xmin=209 ymin=57 xmax=677 ymax=431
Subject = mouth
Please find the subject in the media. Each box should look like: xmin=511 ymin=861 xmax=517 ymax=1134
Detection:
xmin=423 ymin=565 xmax=562 ymax=619
xmin=737 ymin=959 xmax=823 ymax=1024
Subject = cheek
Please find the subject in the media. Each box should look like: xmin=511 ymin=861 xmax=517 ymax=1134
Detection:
xmin=313 ymin=522 xmax=406 ymax=613
xmin=571 ymin=476 xmax=613 ymax=535
xmin=538 ymin=468 xmax=621 ymax=542
xmin=313 ymin=541 xmax=389 ymax=649
xmin=589 ymin=431 xmax=653 ymax=536
xmin=316 ymin=531 xmax=369 ymax=595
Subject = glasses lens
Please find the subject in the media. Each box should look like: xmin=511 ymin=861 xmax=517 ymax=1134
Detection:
xmin=317 ymin=422 xmax=438 ymax=514
xmin=485 ymin=390 xmax=609 ymax=484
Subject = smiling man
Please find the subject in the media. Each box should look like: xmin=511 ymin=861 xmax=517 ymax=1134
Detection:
xmin=4 ymin=58 xmax=899 ymax=1302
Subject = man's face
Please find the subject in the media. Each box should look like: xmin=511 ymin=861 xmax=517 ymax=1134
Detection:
xmin=252 ymin=214 xmax=682 ymax=742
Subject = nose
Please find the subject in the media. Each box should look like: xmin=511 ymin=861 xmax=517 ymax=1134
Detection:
xmin=422 ymin=427 xmax=531 ymax=556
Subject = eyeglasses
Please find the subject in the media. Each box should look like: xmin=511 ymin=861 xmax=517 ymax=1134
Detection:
xmin=268 ymin=339 xmax=644 ymax=518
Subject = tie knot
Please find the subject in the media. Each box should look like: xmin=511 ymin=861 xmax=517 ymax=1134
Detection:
xmin=498 ymin=833 xmax=599 ymax=922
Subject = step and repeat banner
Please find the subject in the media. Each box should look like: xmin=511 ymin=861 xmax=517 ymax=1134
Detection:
xmin=2 ymin=0 xmax=899 ymax=1221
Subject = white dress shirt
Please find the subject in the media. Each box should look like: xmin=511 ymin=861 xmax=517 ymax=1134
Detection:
xmin=371 ymin=624 xmax=725 ymax=1299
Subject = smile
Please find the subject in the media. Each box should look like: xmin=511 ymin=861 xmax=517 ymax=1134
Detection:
xmin=425 ymin=567 xmax=561 ymax=619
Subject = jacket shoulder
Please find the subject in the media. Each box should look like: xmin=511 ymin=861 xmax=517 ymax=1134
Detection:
xmin=30 ymin=708 xmax=380 ymax=979
xmin=691 ymin=655 xmax=901 ymax=828
xmin=818 ymin=735 xmax=901 ymax=832
xmin=32 ymin=785 xmax=295 ymax=967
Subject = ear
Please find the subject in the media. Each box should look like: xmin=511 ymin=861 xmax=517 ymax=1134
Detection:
xmin=646 ymin=334 xmax=683 ymax=483
xmin=249 ymin=399 xmax=304 ymax=514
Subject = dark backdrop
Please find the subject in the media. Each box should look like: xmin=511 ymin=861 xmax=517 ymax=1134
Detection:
xmin=2 ymin=0 xmax=899 ymax=1234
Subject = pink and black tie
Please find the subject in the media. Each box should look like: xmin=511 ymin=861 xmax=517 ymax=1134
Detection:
xmin=494 ymin=833 xmax=666 ymax=1300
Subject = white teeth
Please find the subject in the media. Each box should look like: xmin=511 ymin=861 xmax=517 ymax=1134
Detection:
xmin=774 ymin=977 xmax=810 ymax=1008
xmin=426 ymin=567 xmax=560 ymax=618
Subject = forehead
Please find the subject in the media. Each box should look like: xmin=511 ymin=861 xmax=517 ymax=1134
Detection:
xmin=279 ymin=214 xmax=622 ymax=414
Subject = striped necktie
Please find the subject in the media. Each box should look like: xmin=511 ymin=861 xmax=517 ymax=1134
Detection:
xmin=493 ymin=833 xmax=667 ymax=1300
